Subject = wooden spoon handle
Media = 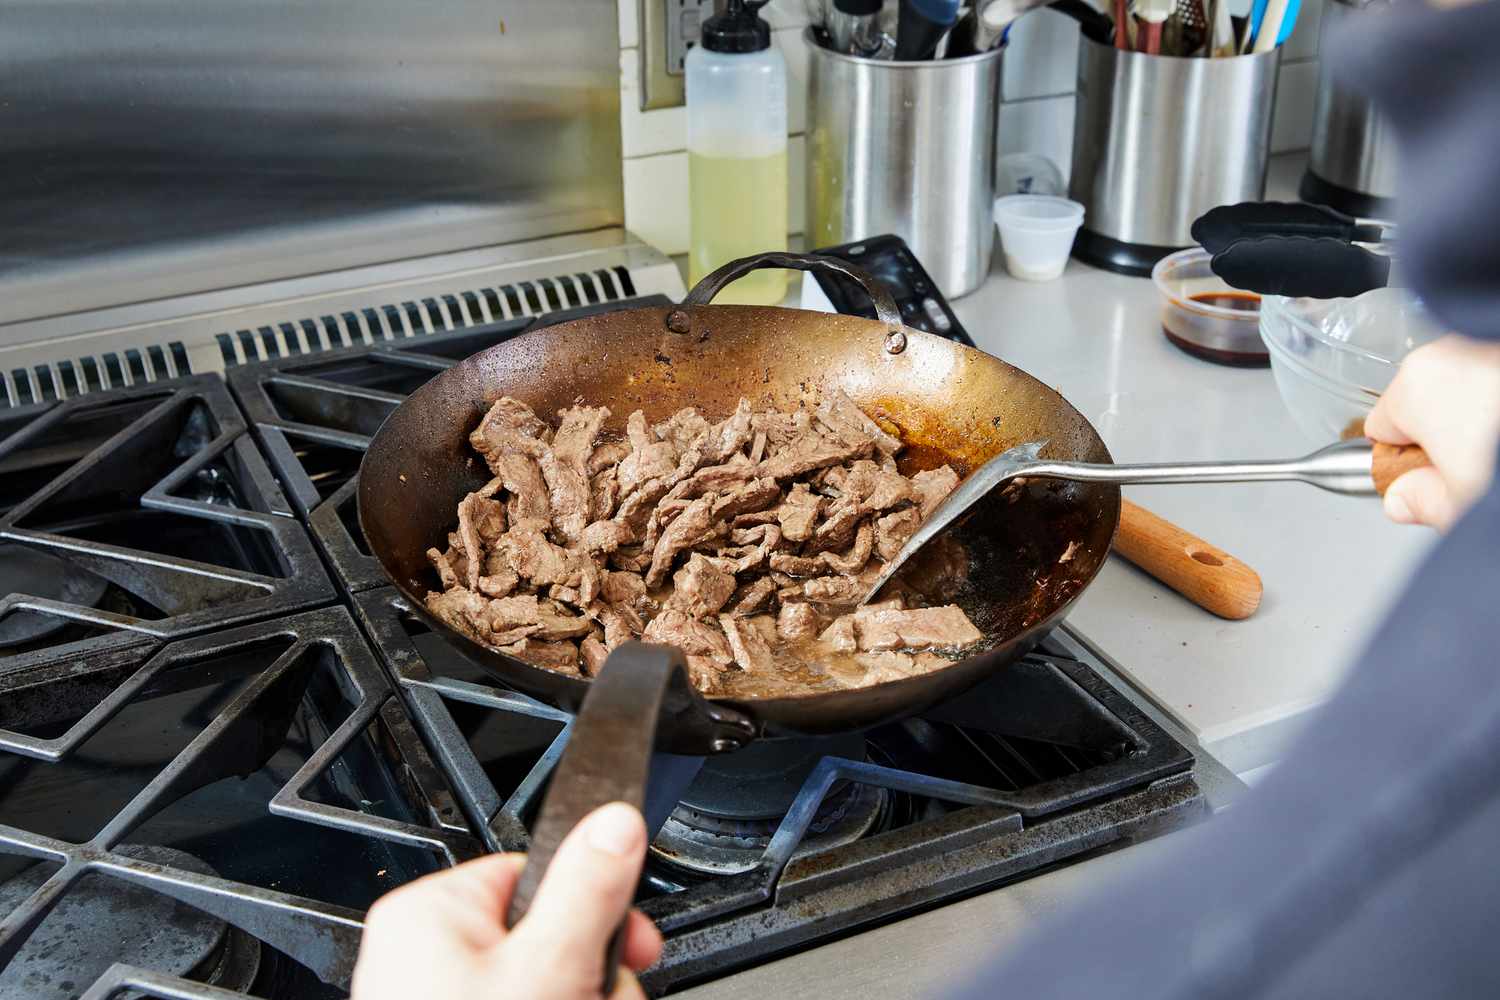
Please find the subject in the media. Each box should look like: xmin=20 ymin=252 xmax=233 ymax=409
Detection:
xmin=1371 ymin=442 xmax=1432 ymax=496
xmin=1114 ymin=499 xmax=1263 ymax=620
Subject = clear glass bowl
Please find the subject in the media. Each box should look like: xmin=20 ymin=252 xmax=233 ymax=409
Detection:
xmin=1259 ymin=288 xmax=1444 ymax=442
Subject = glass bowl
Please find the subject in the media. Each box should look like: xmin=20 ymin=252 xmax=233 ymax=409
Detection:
xmin=1259 ymin=288 xmax=1444 ymax=442
xmin=1152 ymin=248 xmax=1265 ymax=366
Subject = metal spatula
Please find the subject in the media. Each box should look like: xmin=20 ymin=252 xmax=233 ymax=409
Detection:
xmin=862 ymin=438 xmax=1429 ymax=604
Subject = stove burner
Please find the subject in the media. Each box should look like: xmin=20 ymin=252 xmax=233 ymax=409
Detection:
xmin=0 ymin=544 xmax=108 ymax=647
xmin=651 ymin=734 xmax=888 ymax=877
xmin=0 ymin=846 xmax=261 ymax=1000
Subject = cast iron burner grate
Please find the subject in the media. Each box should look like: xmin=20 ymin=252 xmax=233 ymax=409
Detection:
xmin=0 ymin=606 xmax=481 ymax=999
xmin=0 ymin=376 xmax=334 ymax=674
xmin=351 ymin=587 xmax=1206 ymax=996
xmin=228 ymin=296 xmax=674 ymax=593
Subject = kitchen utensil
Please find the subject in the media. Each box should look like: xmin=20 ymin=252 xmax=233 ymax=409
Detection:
xmin=992 ymin=194 xmax=1085 ymax=281
xmin=895 ymin=0 xmax=960 ymax=58
xmin=1114 ymin=499 xmax=1262 ymax=620
xmin=1192 ymin=200 xmax=1394 ymax=255
xmin=1245 ymin=0 xmax=1299 ymax=51
xmin=1211 ymin=235 xmax=1392 ymax=299
xmin=1167 ymin=0 xmax=1207 ymax=55
xmin=1152 ymin=247 xmax=1266 ymax=366
xmin=1114 ymin=0 xmax=1131 ymax=48
xmin=804 ymin=233 xmax=973 ymax=343
xmin=829 ymin=0 xmax=885 ymax=53
xmin=1208 ymin=0 xmax=1236 ymax=56
xmin=1260 ymin=287 xmax=1443 ymax=442
xmin=1069 ymin=37 xmax=1279 ymax=274
xmin=1250 ymin=0 xmax=1290 ymax=52
xmin=946 ymin=0 xmax=1039 ymax=54
xmin=864 ymin=437 xmax=1429 ymax=604
xmin=1136 ymin=0 xmax=1172 ymax=53
xmin=806 ymin=26 xmax=1002 ymax=296
xmin=1047 ymin=0 xmax=1117 ymax=42
xmin=1301 ymin=0 xmax=1398 ymax=216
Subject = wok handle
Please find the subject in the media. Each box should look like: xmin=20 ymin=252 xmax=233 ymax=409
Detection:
xmin=504 ymin=642 xmax=753 ymax=995
xmin=1113 ymin=500 xmax=1264 ymax=620
xmin=1370 ymin=442 xmax=1432 ymax=496
xmin=681 ymin=251 xmax=905 ymax=333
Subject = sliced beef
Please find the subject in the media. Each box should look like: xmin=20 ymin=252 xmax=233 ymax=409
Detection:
xmin=580 ymin=519 xmax=633 ymax=555
xmin=469 ymin=397 xmax=549 ymax=467
xmin=851 ymin=605 xmax=982 ymax=651
xmin=724 ymin=523 xmax=780 ymax=574
xmin=427 ymin=546 xmax=461 ymax=590
xmin=777 ymin=602 xmax=820 ymax=642
xmin=656 ymin=408 xmax=711 ymax=453
xmin=804 ymin=576 xmax=867 ymax=604
xmin=720 ymin=614 xmax=774 ymax=672
xmin=642 ymin=610 xmax=732 ymax=665
xmin=537 ymin=404 xmax=608 ymax=543
xmin=456 ymin=493 xmax=506 ymax=589
xmin=748 ymin=429 xmax=768 ymax=463
xmin=875 ymin=508 xmax=921 ymax=562
xmin=501 ymin=638 xmax=579 ymax=673
xmin=533 ymin=600 xmax=594 ymax=641
xmin=590 ymin=467 xmax=619 ymax=521
xmin=501 ymin=525 xmax=576 ymax=586
xmin=704 ymin=398 xmax=754 ymax=461
xmin=493 ymin=452 xmax=551 ymax=524
xmin=588 ymin=440 xmax=631 ymax=475
xmin=842 ymin=460 xmax=914 ymax=513
xmin=806 ymin=496 xmax=862 ymax=554
xmin=645 ymin=492 xmax=718 ymax=588
xmin=712 ymin=478 xmax=781 ymax=521
xmin=769 ymin=552 xmax=824 ymax=577
xmin=819 ymin=521 xmax=874 ymax=575
xmin=617 ymin=411 xmax=678 ymax=495
xmin=725 ymin=577 xmax=776 ymax=617
xmin=815 ymin=389 xmax=904 ymax=456
xmin=856 ymin=651 xmax=922 ymax=684
xmin=760 ymin=432 xmax=869 ymax=480
xmin=776 ymin=483 xmax=823 ymax=542
xmin=580 ymin=635 xmax=610 ymax=675
xmin=601 ymin=570 xmax=649 ymax=611
xmin=911 ymin=465 xmax=961 ymax=519
xmin=608 ymin=545 xmax=652 ymax=573
xmin=817 ymin=615 xmax=857 ymax=653
xmin=669 ymin=553 xmax=737 ymax=618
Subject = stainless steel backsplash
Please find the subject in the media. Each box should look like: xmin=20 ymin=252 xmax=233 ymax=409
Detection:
xmin=0 ymin=0 xmax=622 ymax=323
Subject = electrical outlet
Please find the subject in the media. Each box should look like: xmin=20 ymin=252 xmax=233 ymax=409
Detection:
xmin=640 ymin=0 xmax=716 ymax=110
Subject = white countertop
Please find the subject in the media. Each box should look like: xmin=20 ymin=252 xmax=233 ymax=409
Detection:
xmin=946 ymin=155 xmax=1434 ymax=773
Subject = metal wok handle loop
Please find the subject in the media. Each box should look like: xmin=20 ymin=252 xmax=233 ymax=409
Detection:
xmin=504 ymin=642 xmax=755 ymax=994
xmin=681 ymin=250 xmax=907 ymax=340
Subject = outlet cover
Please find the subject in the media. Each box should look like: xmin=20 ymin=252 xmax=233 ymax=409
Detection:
xmin=640 ymin=0 xmax=716 ymax=110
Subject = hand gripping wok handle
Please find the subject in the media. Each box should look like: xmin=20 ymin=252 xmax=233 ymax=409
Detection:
xmin=504 ymin=642 xmax=750 ymax=995
xmin=681 ymin=251 xmax=905 ymax=333
xmin=1371 ymin=442 xmax=1432 ymax=496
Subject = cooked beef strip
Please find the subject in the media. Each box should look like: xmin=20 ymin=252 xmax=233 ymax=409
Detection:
xmin=777 ymin=602 xmax=820 ymax=642
xmin=645 ymin=492 xmax=718 ymax=588
xmin=911 ymin=465 xmax=961 ymax=519
xmin=815 ymin=389 xmax=904 ymax=457
xmin=720 ymin=614 xmax=774 ymax=672
xmin=580 ymin=635 xmax=610 ymax=675
xmin=669 ymin=553 xmax=737 ymax=618
xmin=429 ymin=395 xmax=982 ymax=691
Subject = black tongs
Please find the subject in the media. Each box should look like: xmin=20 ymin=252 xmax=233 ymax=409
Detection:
xmin=1191 ymin=201 xmax=1397 ymax=299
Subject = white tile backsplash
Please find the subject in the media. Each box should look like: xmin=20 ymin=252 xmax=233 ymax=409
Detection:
xmin=618 ymin=0 xmax=1324 ymax=257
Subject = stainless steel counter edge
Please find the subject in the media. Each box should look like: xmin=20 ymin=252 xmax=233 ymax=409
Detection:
xmin=676 ymin=624 xmax=1246 ymax=1000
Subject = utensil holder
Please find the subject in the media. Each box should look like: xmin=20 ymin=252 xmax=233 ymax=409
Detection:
xmin=1068 ymin=39 xmax=1280 ymax=276
xmin=805 ymin=28 xmax=1003 ymax=298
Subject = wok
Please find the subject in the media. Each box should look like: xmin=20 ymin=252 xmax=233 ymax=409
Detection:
xmin=358 ymin=252 xmax=1119 ymax=960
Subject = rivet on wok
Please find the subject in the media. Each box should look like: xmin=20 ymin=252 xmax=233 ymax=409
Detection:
xmin=665 ymin=310 xmax=692 ymax=335
xmin=885 ymin=330 xmax=908 ymax=355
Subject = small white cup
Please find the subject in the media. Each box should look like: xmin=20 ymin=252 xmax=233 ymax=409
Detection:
xmin=993 ymin=195 xmax=1085 ymax=282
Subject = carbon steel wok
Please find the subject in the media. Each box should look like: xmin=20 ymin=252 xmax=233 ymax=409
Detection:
xmin=357 ymin=252 xmax=1119 ymax=952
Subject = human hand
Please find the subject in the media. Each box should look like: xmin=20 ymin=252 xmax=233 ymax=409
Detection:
xmin=351 ymin=802 xmax=663 ymax=1000
xmin=1365 ymin=335 xmax=1500 ymax=530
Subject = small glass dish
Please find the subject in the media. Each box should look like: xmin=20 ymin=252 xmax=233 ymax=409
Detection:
xmin=1152 ymin=248 xmax=1265 ymax=367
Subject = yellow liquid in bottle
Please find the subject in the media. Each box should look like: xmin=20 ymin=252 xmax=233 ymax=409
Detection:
xmin=688 ymin=149 xmax=789 ymax=305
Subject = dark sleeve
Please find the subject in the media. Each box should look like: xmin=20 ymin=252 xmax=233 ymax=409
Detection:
xmin=945 ymin=5 xmax=1500 ymax=996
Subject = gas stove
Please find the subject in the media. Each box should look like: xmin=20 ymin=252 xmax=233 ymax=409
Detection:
xmin=0 ymin=296 xmax=1219 ymax=999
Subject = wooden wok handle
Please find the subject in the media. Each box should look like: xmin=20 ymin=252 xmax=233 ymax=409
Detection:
xmin=1113 ymin=499 xmax=1263 ymax=620
xmin=1371 ymin=442 xmax=1432 ymax=496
